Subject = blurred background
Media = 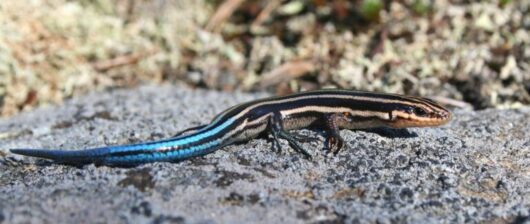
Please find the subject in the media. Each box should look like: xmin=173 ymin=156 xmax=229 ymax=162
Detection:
xmin=0 ymin=0 xmax=528 ymax=117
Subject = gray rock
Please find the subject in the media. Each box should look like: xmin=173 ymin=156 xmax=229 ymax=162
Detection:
xmin=0 ymin=85 xmax=529 ymax=223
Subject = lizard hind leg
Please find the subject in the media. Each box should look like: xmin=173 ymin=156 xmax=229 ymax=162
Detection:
xmin=267 ymin=114 xmax=313 ymax=159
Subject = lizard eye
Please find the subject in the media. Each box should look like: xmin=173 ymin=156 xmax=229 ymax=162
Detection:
xmin=413 ymin=107 xmax=427 ymax=116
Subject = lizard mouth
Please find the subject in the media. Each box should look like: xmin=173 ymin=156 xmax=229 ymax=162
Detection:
xmin=387 ymin=113 xmax=451 ymax=128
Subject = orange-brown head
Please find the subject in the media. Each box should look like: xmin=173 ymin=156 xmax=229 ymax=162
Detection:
xmin=386 ymin=97 xmax=451 ymax=128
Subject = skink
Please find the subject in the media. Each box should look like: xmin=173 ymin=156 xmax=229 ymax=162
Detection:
xmin=10 ymin=89 xmax=451 ymax=167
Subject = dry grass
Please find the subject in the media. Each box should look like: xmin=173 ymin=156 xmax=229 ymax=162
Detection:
xmin=0 ymin=0 xmax=528 ymax=117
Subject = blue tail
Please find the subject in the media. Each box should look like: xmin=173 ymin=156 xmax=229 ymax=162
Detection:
xmin=10 ymin=148 xmax=109 ymax=165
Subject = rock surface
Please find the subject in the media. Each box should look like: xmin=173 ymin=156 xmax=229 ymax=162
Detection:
xmin=0 ymin=85 xmax=529 ymax=223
